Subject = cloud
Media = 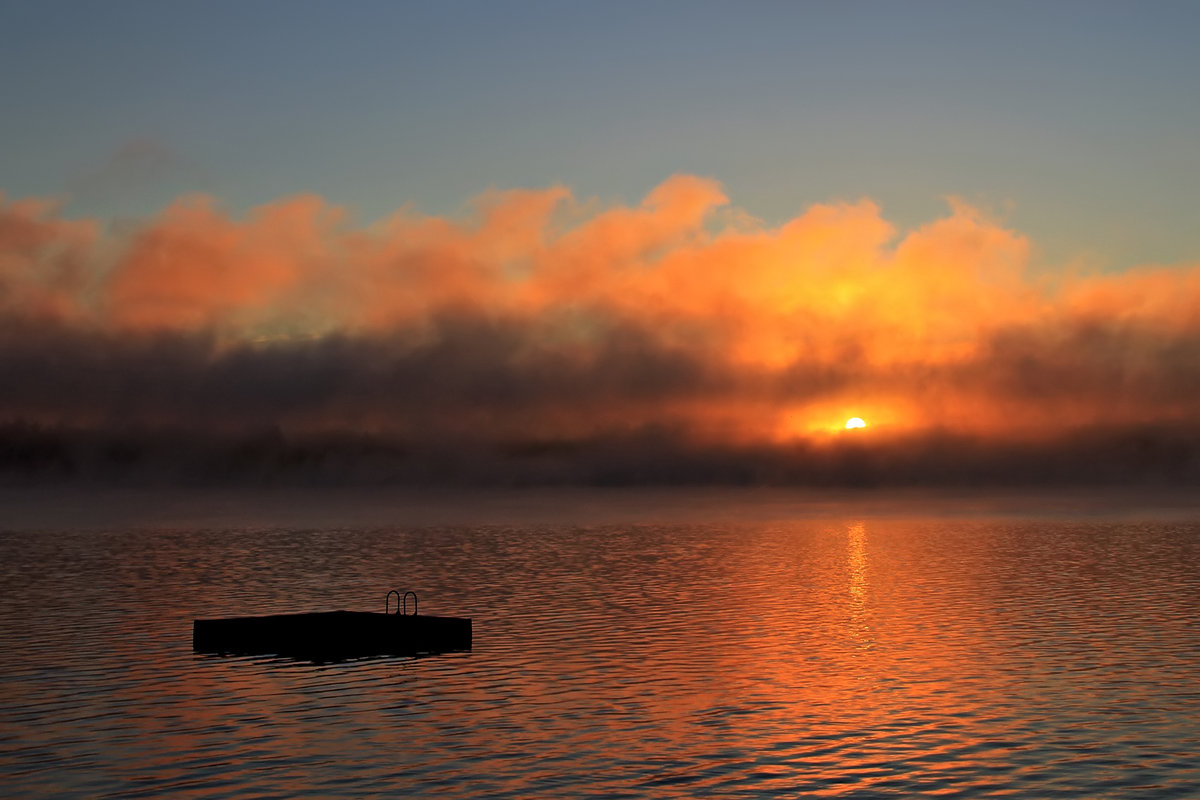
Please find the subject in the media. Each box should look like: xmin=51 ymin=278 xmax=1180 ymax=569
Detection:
xmin=2 ymin=176 xmax=1200 ymax=484
xmin=0 ymin=193 xmax=97 ymax=322
xmin=67 ymin=138 xmax=196 ymax=208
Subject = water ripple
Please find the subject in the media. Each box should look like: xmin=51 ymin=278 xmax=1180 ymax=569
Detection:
xmin=2 ymin=518 xmax=1199 ymax=797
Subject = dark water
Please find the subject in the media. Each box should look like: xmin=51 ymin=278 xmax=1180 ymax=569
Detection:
xmin=2 ymin=497 xmax=1200 ymax=797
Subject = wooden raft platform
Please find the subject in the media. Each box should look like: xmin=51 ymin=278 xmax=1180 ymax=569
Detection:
xmin=193 ymin=592 xmax=471 ymax=660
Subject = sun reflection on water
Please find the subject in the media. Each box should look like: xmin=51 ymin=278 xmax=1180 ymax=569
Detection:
xmin=847 ymin=522 xmax=872 ymax=648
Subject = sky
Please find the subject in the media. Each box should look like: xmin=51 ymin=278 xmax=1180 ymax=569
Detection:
xmin=5 ymin=0 xmax=1200 ymax=267
xmin=3 ymin=1 xmax=1200 ymax=485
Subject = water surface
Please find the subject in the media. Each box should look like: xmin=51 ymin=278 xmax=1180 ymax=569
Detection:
xmin=2 ymin=495 xmax=1198 ymax=797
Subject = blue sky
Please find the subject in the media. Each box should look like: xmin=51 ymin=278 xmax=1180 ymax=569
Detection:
xmin=3 ymin=0 xmax=1199 ymax=269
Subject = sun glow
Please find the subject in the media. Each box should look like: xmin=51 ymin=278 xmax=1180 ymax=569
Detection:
xmin=776 ymin=403 xmax=907 ymax=440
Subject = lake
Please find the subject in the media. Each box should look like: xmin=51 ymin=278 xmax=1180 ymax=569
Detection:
xmin=2 ymin=489 xmax=1199 ymax=797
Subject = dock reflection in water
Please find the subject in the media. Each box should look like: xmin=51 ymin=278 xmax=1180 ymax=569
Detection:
xmin=2 ymin=516 xmax=1199 ymax=797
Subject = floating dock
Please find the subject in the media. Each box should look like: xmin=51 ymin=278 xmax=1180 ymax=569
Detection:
xmin=193 ymin=592 xmax=471 ymax=660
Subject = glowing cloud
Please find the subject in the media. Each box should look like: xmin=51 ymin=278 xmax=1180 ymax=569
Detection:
xmin=3 ymin=176 xmax=1200 ymax=484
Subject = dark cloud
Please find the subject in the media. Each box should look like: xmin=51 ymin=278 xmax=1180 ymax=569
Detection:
xmin=1 ymin=314 xmax=1199 ymax=487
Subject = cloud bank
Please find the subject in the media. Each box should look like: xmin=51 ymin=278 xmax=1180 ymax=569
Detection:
xmin=3 ymin=177 xmax=1200 ymax=485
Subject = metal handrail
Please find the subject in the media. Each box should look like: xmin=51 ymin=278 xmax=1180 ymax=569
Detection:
xmin=385 ymin=589 xmax=401 ymax=615
xmin=403 ymin=591 xmax=418 ymax=616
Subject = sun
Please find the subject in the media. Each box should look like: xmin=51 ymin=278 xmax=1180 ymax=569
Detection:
xmin=844 ymin=417 xmax=867 ymax=430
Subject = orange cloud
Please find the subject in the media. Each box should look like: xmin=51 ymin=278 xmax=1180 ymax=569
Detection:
xmin=0 ymin=193 xmax=97 ymax=322
xmin=104 ymin=194 xmax=341 ymax=332
xmin=4 ymin=175 xmax=1200 ymax=468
